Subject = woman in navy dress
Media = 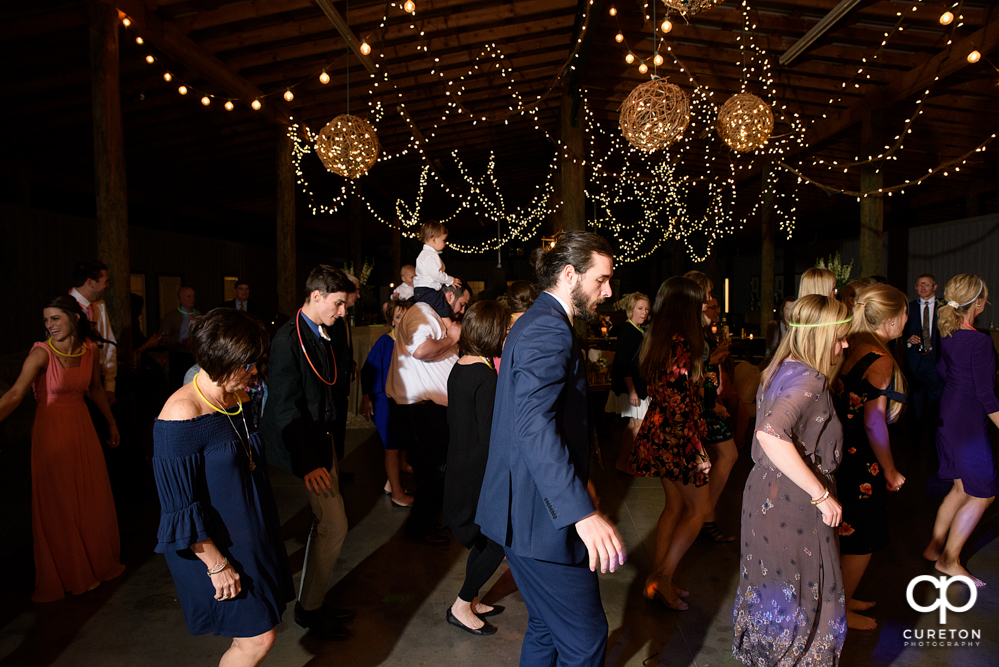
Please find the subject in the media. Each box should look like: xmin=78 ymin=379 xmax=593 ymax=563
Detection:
xmin=153 ymin=308 xmax=294 ymax=666
xmin=923 ymin=275 xmax=999 ymax=587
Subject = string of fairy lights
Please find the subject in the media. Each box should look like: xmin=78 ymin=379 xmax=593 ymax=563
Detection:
xmin=117 ymin=0 xmax=997 ymax=262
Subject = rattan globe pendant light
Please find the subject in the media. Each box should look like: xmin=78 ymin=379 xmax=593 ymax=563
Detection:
xmin=316 ymin=115 xmax=380 ymax=178
xmin=716 ymin=92 xmax=773 ymax=153
xmin=662 ymin=0 xmax=726 ymax=18
xmin=619 ymin=78 xmax=690 ymax=151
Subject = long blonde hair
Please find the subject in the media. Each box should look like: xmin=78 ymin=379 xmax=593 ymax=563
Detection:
xmin=798 ymin=267 xmax=836 ymax=298
xmin=939 ymin=274 xmax=989 ymax=338
xmin=850 ymin=283 xmax=907 ymax=423
xmin=762 ymin=295 xmax=850 ymax=389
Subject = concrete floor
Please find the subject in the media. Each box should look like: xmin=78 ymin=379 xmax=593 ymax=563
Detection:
xmin=1 ymin=418 xmax=997 ymax=666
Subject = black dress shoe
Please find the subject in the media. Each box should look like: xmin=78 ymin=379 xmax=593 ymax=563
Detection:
xmin=446 ymin=608 xmax=497 ymax=636
xmin=295 ymin=602 xmax=350 ymax=640
xmin=475 ymin=604 xmax=505 ymax=618
xmin=325 ymin=607 xmax=356 ymax=623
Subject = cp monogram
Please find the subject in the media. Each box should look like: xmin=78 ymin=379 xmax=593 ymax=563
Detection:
xmin=906 ymin=575 xmax=977 ymax=624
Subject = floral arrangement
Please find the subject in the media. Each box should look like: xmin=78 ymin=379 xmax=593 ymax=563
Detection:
xmin=815 ymin=252 xmax=853 ymax=287
xmin=342 ymin=258 xmax=374 ymax=285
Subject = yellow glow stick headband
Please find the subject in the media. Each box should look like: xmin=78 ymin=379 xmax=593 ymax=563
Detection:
xmin=787 ymin=316 xmax=852 ymax=328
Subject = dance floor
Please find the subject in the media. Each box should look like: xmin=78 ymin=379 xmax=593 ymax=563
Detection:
xmin=0 ymin=419 xmax=996 ymax=666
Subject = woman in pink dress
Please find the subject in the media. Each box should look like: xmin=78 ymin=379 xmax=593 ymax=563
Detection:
xmin=0 ymin=296 xmax=124 ymax=601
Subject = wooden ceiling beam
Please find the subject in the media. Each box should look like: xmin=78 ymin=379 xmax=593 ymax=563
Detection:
xmin=103 ymin=0 xmax=294 ymax=125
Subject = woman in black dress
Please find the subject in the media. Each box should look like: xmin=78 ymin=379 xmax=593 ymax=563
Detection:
xmin=607 ymin=291 xmax=650 ymax=472
xmin=833 ymin=283 xmax=907 ymax=630
xmin=443 ymin=300 xmax=509 ymax=635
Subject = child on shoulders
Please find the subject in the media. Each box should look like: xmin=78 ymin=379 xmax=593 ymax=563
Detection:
xmin=414 ymin=221 xmax=462 ymax=328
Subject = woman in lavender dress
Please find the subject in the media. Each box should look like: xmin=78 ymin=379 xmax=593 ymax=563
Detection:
xmin=733 ymin=295 xmax=849 ymax=667
xmin=922 ymin=275 xmax=999 ymax=587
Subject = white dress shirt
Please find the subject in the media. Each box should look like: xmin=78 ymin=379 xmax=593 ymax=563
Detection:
xmin=547 ymin=290 xmax=574 ymax=325
xmin=920 ymin=297 xmax=936 ymax=329
xmin=413 ymin=244 xmax=454 ymax=290
xmin=391 ymin=283 xmax=415 ymax=300
xmin=385 ymin=302 xmax=457 ymax=406
xmin=70 ymin=287 xmax=118 ymax=393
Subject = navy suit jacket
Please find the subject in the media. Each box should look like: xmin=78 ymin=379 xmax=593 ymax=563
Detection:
xmin=475 ymin=292 xmax=595 ymax=565
xmin=905 ymin=297 xmax=944 ymax=372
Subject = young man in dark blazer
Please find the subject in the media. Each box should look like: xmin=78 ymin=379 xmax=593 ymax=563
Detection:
xmin=476 ymin=231 xmax=626 ymax=666
xmin=260 ymin=266 xmax=356 ymax=640
xmin=904 ymin=273 xmax=944 ymax=422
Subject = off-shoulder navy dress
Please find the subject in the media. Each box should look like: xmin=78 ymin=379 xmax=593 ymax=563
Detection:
xmin=153 ymin=409 xmax=294 ymax=637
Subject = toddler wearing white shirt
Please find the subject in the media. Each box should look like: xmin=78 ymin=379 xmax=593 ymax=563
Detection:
xmin=413 ymin=221 xmax=462 ymax=328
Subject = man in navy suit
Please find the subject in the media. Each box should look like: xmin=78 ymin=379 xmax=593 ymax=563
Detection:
xmin=477 ymin=231 xmax=626 ymax=666
xmin=904 ymin=273 xmax=944 ymax=422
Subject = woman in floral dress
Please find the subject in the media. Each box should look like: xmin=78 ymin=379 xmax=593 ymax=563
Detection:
xmin=631 ymin=276 xmax=710 ymax=610
xmin=833 ymin=284 xmax=908 ymax=630
xmin=733 ymin=295 xmax=848 ymax=667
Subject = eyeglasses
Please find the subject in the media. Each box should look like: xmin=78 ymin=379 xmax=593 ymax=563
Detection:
xmin=244 ymin=362 xmax=257 ymax=372
xmin=705 ymin=305 xmax=721 ymax=311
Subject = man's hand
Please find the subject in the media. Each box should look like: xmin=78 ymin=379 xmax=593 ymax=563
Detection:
xmin=360 ymin=395 xmax=373 ymax=420
xmin=908 ymin=334 xmax=921 ymax=346
xmin=575 ymin=512 xmax=626 ymax=574
xmin=304 ymin=467 xmax=332 ymax=494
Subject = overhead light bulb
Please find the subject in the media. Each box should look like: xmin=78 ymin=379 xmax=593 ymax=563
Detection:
xmin=625 ymin=52 xmax=635 ymax=64
xmin=224 ymin=100 xmax=234 ymax=111
xmin=939 ymin=11 xmax=954 ymax=25
xmin=615 ymin=33 xmax=624 ymax=43
xmin=163 ymin=72 xmax=172 ymax=82
xmin=145 ymin=55 xmax=155 ymax=64
xmin=653 ymin=53 xmax=664 ymax=66
xmin=251 ymin=98 xmax=261 ymax=110
xmin=319 ymin=69 xmax=330 ymax=84
xmin=967 ymin=50 xmax=981 ymax=63
xmin=661 ymin=18 xmax=672 ymax=33
xmin=122 ymin=17 xmax=131 ymax=27
xmin=360 ymin=40 xmax=371 ymax=55
xmin=283 ymin=88 xmax=294 ymax=102
xmin=135 ymin=36 xmax=143 ymax=45
xmin=178 ymin=85 xmax=188 ymax=95
xmin=609 ymin=6 xmax=617 ymax=16
xmin=403 ymin=0 xmax=416 ymax=13
xmin=201 ymin=96 xmax=211 ymax=106
xmin=638 ymin=62 xmax=648 ymax=74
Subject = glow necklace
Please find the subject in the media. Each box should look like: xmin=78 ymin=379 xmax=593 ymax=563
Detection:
xmin=296 ymin=309 xmax=337 ymax=386
xmin=788 ymin=316 xmax=853 ymax=328
xmin=479 ymin=356 xmax=495 ymax=370
xmin=47 ymin=337 xmax=86 ymax=358
xmin=627 ymin=319 xmax=644 ymax=333
xmin=193 ymin=372 xmax=243 ymax=415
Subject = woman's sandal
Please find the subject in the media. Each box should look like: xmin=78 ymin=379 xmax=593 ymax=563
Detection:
xmin=644 ymin=580 xmax=688 ymax=611
xmin=701 ymin=521 xmax=735 ymax=543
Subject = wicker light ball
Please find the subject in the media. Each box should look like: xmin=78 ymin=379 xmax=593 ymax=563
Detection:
xmin=315 ymin=114 xmax=380 ymax=178
xmin=663 ymin=0 xmax=725 ymax=17
xmin=619 ymin=78 xmax=690 ymax=152
xmin=716 ymin=93 xmax=774 ymax=153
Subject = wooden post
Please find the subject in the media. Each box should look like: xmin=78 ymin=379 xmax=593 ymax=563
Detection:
xmin=760 ymin=168 xmax=777 ymax=331
xmin=276 ymin=126 xmax=297 ymax=317
xmin=89 ymin=0 xmax=131 ymax=366
xmin=559 ymin=90 xmax=585 ymax=232
xmin=860 ymin=112 xmax=884 ymax=278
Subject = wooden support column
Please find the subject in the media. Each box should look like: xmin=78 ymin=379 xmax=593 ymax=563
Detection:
xmin=276 ymin=126 xmax=296 ymax=318
xmin=559 ymin=91 xmax=585 ymax=232
xmin=89 ymin=0 xmax=131 ymax=366
xmin=860 ymin=112 xmax=884 ymax=278
xmin=760 ymin=168 xmax=777 ymax=332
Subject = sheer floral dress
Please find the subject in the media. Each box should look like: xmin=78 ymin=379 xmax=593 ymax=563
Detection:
xmin=630 ymin=334 xmax=709 ymax=486
xmin=733 ymin=360 xmax=846 ymax=666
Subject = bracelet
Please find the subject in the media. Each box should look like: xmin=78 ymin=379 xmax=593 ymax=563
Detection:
xmin=207 ymin=557 xmax=229 ymax=576
xmin=810 ymin=489 xmax=830 ymax=505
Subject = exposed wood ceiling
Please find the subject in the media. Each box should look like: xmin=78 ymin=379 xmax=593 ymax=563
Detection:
xmin=2 ymin=0 xmax=998 ymax=255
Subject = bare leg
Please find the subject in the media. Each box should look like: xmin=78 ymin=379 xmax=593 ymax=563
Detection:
xmin=704 ymin=438 xmax=737 ymax=523
xmin=616 ymin=418 xmax=642 ymax=473
xmin=400 ymin=449 xmax=412 ymax=474
xmin=647 ymin=479 xmax=710 ymax=609
xmin=923 ymin=480 xmax=969 ymax=561
xmin=220 ymin=630 xmax=276 ymax=667
xmin=450 ymin=595 xmax=485 ymax=630
xmin=645 ymin=478 xmax=684 ymax=606
xmin=385 ymin=450 xmax=413 ymax=505
xmin=935 ymin=485 xmax=994 ymax=587
xmin=841 ymin=553 xmax=877 ymax=630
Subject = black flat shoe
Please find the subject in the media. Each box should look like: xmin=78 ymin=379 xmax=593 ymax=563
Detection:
xmin=294 ymin=603 xmax=350 ymax=640
xmin=325 ymin=607 xmax=356 ymax=623
xmin=475 ymin=605 xmax=505 ymax=617
xmin=700 ymin=521 xmax=735 ymax=543
xmin=446 ymin=608 xmax=497 ymax=635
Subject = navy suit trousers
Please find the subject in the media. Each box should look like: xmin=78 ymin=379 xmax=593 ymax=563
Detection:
xmin=505 ymin=549 xmax=607 ymax=667
xmin=909 ymin=355 xmax=943 ymax=423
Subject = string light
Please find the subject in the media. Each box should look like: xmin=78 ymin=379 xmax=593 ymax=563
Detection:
xmin=178 ymin=85 xmax=187 ymax=95
xmin=284 ymin=88 xmax=295 ymax=102
xmin=145 ymin=55 xmax=154 ymax=64
xmin=638 ymin=61 xmax=648 ymax=74
xmin=163 ymin=72 xmax=172 ymax=82
xmin=121 ymin=17 xmax=131 ymax=27
xmin=224 ymin=100 xmax=234 ymax=111
xmin=625 ymin=52 xmax=635 ymax=64
xmin=251 ymin=98 xmax=261 ymax=110
xmin=319 ymin=69 xmax=330 ymax=84
xmin=661 ymin=19 xmax=672 ymax=34
xmin=360 ymin=39 xmax=372 ymax=56
xmin=939 ymin=11 xmax=954 ymax=25
xmin=404 ymin=0 xmax=416 ymax=13
xmin=135 ymin=36 xmax=143 ymax=45
xmin=609 ymin=6 xmax=617 ymax=17
xmin=653 ymin=52 xmax=664 ymax=66
xmin=615 ymin=33 xmax=624 ymax=43
xmin=200 ymin=96 xmax=210 ymax=106
xmin=967 ymin=50 xmax=981 ymax=64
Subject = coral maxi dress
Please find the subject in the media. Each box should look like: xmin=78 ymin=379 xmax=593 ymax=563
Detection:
xmin=30 ymin=340 xmax=124 ymax=602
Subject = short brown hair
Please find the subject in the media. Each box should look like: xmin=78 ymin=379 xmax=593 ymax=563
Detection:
xmin=457 ymin=300 xmax=507 ymax=358
xmin=191 ymin=308 xmax=269 ymax=385
xmin=420 ymin=221 xmax=448 ymax=243
xmin=506 ymin=280 xmax=538 ymax=314
xmin=302 ymin=265 xmax=355 ymax=304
